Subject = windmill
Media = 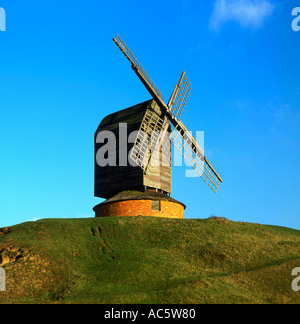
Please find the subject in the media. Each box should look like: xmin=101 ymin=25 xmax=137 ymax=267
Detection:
xmin=93 ymin=35 xmax=222 ymax=219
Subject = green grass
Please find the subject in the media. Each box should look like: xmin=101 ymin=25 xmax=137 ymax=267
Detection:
xmin=0 ymin=216 xmax=300 ymax=304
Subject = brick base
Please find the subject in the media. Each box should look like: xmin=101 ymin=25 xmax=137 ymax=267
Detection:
xmin=94 ymin=199 xmax=185 ymax=219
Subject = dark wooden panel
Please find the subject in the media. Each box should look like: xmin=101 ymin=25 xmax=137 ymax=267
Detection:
xmin=94 ymin=100 xmax=172 ymax=199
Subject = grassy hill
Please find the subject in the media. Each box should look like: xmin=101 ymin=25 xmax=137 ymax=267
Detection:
xmin=0 ymin=216 xmax=300 ymax=304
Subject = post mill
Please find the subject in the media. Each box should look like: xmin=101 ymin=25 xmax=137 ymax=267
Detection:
xmin=93 ymin=35 xmax=223 ymax=219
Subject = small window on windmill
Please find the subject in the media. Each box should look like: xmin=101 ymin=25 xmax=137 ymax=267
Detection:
xmin=151 ymin=200 xmax=161 ymax=211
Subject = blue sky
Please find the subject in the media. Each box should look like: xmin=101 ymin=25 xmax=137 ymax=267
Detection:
xmin=0 ymin=0 xmax=299 ymax=229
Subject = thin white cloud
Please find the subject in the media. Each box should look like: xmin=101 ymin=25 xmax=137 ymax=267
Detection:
xmin=75 ymin=213 xmax=92 ymax=219
xmin=210 ymin=0 xmax=275 ymax=30
xmin=25 ymin=217 xmax=40 ymax=222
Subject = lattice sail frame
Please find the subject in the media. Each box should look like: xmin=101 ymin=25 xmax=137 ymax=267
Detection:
xmin=171 ymin=122 xmax=222 ymax=193
xmin=170 ymin=72 xmax=192 ymax=120
xmin=130 ymin=108 xmax=168 ymax=171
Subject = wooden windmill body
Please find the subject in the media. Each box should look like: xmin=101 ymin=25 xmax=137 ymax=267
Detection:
xmin=93 ymin=35 xmax=223 ymax=219
xmin=94 ymin=99 xmax=171 ymax=198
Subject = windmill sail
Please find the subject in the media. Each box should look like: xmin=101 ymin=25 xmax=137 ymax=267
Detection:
xmin=113 ymin=35 xmax=165 ymax=106
xmin=171 ymin=121 xmax=223 ymax=193
xmin=130 ymin=106 xmax=167 ymax=171
xmin=168 ymin=71 xmax=192 ymax=120
xmin=114 ymin=35 xmax=171 ymax=173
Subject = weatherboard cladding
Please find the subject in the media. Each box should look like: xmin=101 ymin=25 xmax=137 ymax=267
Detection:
xmin=94 ymin=100 xmax=171 ymax=199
